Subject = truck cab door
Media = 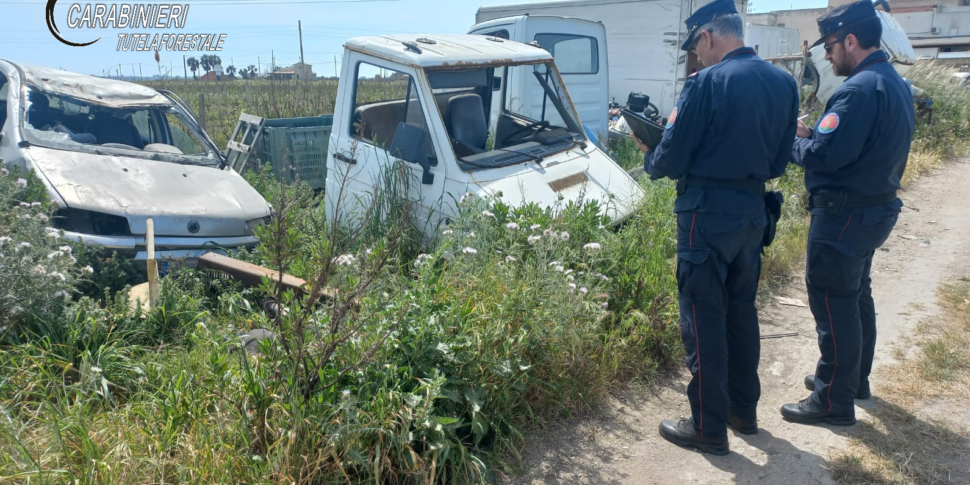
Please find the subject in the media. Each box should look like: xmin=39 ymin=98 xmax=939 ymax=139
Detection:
xmin=326 ymin=54 xmax=448 ymax=239
xmin=514 ymin=18 xmax=608 ymax=146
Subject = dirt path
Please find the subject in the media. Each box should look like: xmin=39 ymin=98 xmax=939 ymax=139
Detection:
xmin=501 ymin=158 xmax=970 ymax=485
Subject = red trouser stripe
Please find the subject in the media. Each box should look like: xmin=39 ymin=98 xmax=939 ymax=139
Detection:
xmin=825 ymin=289 xmax=838 ymax=412
xmin=689 ymin=213 xmax=697 ymax=248
xmin=693 ymin=303 xmax=703 ymax=435
xmin=839 ymin=215 xmax=853 ymax=240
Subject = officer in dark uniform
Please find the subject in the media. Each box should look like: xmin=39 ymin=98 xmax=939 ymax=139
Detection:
xmin=631 ymin=0 xmax=799 ymax=455
xmin=782 ymin=0 xmax=915 ymax=425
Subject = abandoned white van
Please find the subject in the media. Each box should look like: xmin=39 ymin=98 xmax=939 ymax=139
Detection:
xmin=325 ymin=34 xmax=645 ymax=238
xmin=0 ymin=60 xmax=272 ymax=261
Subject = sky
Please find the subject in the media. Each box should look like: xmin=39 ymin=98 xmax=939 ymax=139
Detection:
xmin=0 ymin=0 xmax=828 ymax=78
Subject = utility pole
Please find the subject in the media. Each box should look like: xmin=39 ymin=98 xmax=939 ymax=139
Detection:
xmin=298 ymin=20 xmax=305 ymax=72
xmin=139 ymin=63 xmax=143 ymax=79
xmin=334 ymin=55 xmax=338 ymax=77
xmin=183 ymin=55 xmax=188 ymax=84
xmin=271 ymin=50 xmax=275 ymax=72
xmin=257 ymin=56 xmax=261 ymax=77
xmin=118 ymin=64 xmax=122 ymax=80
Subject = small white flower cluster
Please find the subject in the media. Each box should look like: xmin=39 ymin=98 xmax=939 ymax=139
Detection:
xmin=414 ymin=254 xmax=434 ymax=268
xmin=481 ymin=210 xmax=496 ymax=219
xmin=16 ymin=178 xmax=27 ymax=188
xmin=462 ymin=247 xmax=478 ymax=255
xmin=506 ymin=222 xmax=520 ymax=231
xmin=583 ymin=242 xmax=601 ymax=251
xmin=332 ymin=254 xmax=356 ymax=266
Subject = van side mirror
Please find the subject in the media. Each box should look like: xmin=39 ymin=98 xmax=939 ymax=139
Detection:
xmin=389 ymin=122 xmax=434 ymax=185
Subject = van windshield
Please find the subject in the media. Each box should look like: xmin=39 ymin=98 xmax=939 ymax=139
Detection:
xmin=427 ymin=61 xmax=586 ymax=172
xmin=20 ymin=86 xmax=221 ymax=168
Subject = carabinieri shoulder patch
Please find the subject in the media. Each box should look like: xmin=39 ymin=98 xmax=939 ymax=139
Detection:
xmin=818 ymin=113 xmax=840 ymax=134
xmin=666 ymin=107 xmax=678 ymax=129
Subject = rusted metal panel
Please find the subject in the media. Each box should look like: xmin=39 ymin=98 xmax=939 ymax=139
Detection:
xmin=548 ymin=171 xmax=588 ymax=192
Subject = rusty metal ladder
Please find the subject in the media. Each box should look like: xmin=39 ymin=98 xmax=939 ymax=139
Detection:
xmin=225 ymin=113 xmax=265 ymax=173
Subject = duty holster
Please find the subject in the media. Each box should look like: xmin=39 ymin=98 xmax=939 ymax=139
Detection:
xmin=763 ymin=191 xmax=784 ymax=248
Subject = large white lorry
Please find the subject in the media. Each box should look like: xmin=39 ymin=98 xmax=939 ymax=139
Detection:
xmin=474 ymin=0 xmax=748 ymax=120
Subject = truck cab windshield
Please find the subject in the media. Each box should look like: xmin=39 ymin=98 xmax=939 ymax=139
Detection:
xmin=21 ymin=86 xmax=221 ymax=168
xmin=427 ymin=61 xmax=586 ymax=171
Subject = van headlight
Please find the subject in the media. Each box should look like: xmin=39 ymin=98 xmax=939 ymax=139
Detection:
xmin=245 ymin=216 xmax=272 ymax=236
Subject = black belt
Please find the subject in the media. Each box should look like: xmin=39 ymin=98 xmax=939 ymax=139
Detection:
xmin=808 ymin=190 xmax=898 ymax=211
xmin=678 ymin=175 xmax=766 ymax=196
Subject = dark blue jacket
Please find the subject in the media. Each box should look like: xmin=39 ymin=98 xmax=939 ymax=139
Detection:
xmin=645 ymin=47 xmax=800 ymax=216
xmin=792 ymin=50 xmax=915 ymax=198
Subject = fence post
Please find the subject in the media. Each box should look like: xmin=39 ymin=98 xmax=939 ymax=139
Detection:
xmin=146 ymin=218 xmax=159 ymax=309
xmin=198 ymin=93 xmax=207 ymax=132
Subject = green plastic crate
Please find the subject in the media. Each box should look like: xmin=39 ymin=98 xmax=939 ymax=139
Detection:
xmin=254 ymin=115 xmax=333 ymax=190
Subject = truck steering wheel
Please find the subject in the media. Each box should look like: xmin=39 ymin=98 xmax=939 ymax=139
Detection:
xmin=502 ymin=120 xmax=550 ymax=145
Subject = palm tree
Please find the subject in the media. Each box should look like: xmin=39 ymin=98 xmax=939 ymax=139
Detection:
xmin=225 ymin=65 xmax=237 ymax=78
xmin=187 ymin=57 xmax=200 ymax=79
xmin=246 ymin=65 xmax=258 ymax=79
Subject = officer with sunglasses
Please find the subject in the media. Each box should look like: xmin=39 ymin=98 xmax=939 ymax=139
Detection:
xmin=783 ymin=0 xmax=915 ymax=426
xmin=630 ymin=0 xmax=798 ymax=455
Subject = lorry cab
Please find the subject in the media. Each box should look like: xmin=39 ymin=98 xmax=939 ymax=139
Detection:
xmin=468 ymin=16 xmax=610 ymax=146
xmin=325 ymin=34 xmax=643 ymax=239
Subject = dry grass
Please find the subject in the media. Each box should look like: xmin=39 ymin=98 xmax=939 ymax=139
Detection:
xmin=829 ymin=278 xmax=970 ymax=485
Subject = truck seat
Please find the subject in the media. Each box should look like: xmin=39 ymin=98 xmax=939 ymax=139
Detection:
xmin=446 ymin=94 xmax=487 ymax=154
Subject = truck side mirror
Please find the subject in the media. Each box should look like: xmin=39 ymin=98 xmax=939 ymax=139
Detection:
xmin=389 ymin=122 xmax=434 ymax=185
xmin=493 ymin=76 xmax=502 ymax=91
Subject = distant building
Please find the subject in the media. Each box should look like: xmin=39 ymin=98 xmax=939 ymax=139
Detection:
xmin=199 ymin=63 xmax=226 ymax=81
xmin=749 ymin=0 xmax=970 ymax=65
xmin=270 ymin=62 xmax=315 ymax=80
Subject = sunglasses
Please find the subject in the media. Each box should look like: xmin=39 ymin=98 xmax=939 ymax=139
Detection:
xmin=823 ymin=37 xmax=845 ymax=54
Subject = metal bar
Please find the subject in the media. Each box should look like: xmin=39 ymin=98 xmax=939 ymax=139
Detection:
xmin=761 ymin=332 xmax=799 ymax=340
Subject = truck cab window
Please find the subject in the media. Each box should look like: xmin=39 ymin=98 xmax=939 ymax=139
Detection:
xmin=351 ymin=62 xmax=437 ymax=165
xmin=534 ymin=34 xmax=598 ymax=74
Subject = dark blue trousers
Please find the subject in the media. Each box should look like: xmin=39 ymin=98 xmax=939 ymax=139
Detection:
xmin=805 ymin=203 xmax=900 ymax=415
xmin=676 ymin=211 xmax=765 ymax=436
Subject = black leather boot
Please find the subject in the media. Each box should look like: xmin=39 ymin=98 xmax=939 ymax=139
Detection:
xmin=804 ymin=374 xmax=872 ymax=399
xmin=780 ymin=397 xmax=856 ymax=426
xmin=727 ymin=414 xmax=758 ymax=435
xmin=659 ymin=418 xmax=729 ymax=456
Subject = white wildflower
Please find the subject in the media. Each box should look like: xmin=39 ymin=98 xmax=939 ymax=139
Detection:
xmin=11 ymin=306 xmax=24 ymax=315
xmin=58 ymin=245 xmax=72 ymax=254
xmin=414 ymin=254 xmax=433 ymax=268
xmin=459 ymin=192 xmax=475 ymax=204
xmin=83 ymin=266 xmax=94 ymax=274
xmin=462 ymin=247 xmax=478 ymax=255
xmin=0 ymin=167 xmax=7 ymax=176
xmin=0 ymin=326 xmax=7 ymax=333
xmin=19 ymin=202 xmax=30 ymax=208
xmin=554 ymin=265 xmax=564 ymax=272
xmin=548 ymin=261 xmax=561 ymax=266
xmin=37 ymin=214 xmax=49 ymax=222
xmin=543 ymin=229 xmax=557 ymax=238
xmin=530 ymin=224 xmax=541 ymax=231
xmin=91 ymin=366 xmax=103 ymax=373
xmin=332 ymin=254 xmax=356 ymax=266
xmin=564 ymin=269 xmax=574 ymax=275
xmin=506 ymin=222 xmax=520 ymax=231
xmin=567 ymin=275 xmax=575 ymax=281
xmin=527 ymin=235 xmax=541 ymax=245
xmin=18 ymin=242 xmax=30 ymax=249
xmin=569 ymin=283 xmax=577 ymax=290
xmin=482 ymin=210 xmax=496 ymax=218
xmin=46 ymin=232 xmax=59 ymax=238
xmin=560 ymin=231 xmax=570 ymax=241
xmin=580 ymin=287 xmax=588 ymax=294
xmin=442 ymin=229 xmax=454 ymax=236
xmin=342 ymin=389 xmax=351 ymax=397
xmin=598 ymin=225 xmax=606 ymax=230
xmin=50 ymin=271 xmax=66 ymax=281
xmin=468 ymin=232 xmax=476 ymax=238
xmin=21 ymin=214 xmax=31 ymax=220
xmin=32 ymin=265 xmax=46 ymax=276
xmin=15 ymin=178 xmax=27 ymax=188
xmin=0 ymin=236 xmax=11 ymax=245
xmin=54 ymin=290 xmax=70 ymax=299
xmin=603 ymin=302 xmax=609 ymax=309
xmin=47 ymin=251 xmax=63 ymax=259
xmin=31 ymin=202 xmax=42 ymax=208
xmin=505 ymin=255 xmax=516 ymax=263
xmin=601 ymin=274 xmax=610 ymax=282
xmin=583 ymin=243 xmax=602 ymax=251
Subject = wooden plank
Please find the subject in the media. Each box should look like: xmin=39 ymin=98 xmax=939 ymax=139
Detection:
xmin=196 ymin=253 xmax=347 ymax=305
